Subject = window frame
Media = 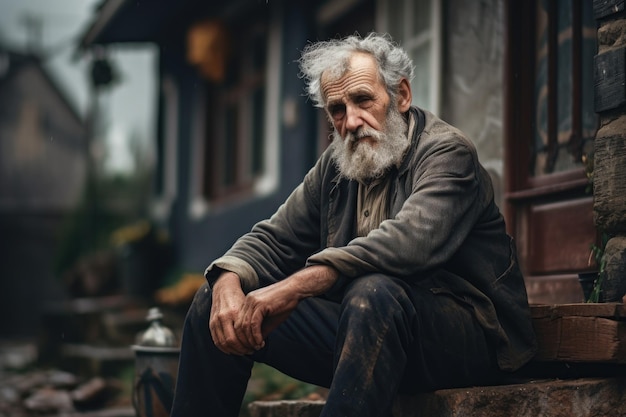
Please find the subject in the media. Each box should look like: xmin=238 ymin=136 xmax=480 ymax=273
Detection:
xmin=376 ymin=0 xmax=442 ymax=114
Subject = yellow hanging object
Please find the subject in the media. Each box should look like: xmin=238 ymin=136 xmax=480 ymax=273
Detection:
xmin=186 ymin=20 xmax=230 ymax=82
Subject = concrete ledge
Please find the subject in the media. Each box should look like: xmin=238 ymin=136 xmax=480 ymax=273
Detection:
xmin=248 ymin=400 xmax=325 ymax=417
xmin=249 ymin=378 xmax=626 ymax=417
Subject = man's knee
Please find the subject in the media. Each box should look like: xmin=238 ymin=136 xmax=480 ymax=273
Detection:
xmin=342 ymin=274 xmax=413 ymax=318
xmin=186 ymin=282 xmax=212 ymax=327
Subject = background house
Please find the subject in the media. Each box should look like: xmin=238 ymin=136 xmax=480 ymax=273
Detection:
xmin=0 ymin=45 xmax=87 ymax=336
xmin=78 ymin=0 xmax=603 ymax=306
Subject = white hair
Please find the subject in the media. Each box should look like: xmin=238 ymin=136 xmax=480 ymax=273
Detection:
xmin=298 ymin=32 xmax=415 ymax=108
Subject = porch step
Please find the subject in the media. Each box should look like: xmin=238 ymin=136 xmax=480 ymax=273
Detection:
xmin=248 ymin=377 xmax=626 ymax=417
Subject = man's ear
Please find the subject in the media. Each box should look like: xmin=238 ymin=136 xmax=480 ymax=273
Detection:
xmin=396 ymin=78 xmax=412 ymax=113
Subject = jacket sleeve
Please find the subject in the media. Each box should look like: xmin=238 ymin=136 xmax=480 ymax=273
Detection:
xmin=306 ymin=136 xmax=484 ymax=280
xmin=205 ymin=160 xmax=324 ymax=292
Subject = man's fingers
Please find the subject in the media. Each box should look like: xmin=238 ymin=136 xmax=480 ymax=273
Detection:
xmin=218 ymin=326 xmax=254 ymax=355
xmin=211 ymin=314 xmax=253 ymax=355
xmin=235 ymin=306 xmax=264 ymax=351
xmin=248 ymin=310 xmax=265 ymax=349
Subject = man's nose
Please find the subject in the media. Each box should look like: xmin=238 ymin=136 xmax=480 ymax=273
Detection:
xmin=344 ymin=104 xmax=363 ymax=133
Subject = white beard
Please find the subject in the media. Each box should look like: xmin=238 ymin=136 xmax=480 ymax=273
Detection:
xmin=330 ymin=106 xmax=409 ymax=182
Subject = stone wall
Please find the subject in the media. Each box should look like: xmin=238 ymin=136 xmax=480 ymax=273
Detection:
xmin=593 ymin=2 xmax=626 ymax=301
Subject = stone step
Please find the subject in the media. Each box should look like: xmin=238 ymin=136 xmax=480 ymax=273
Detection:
xmin=59 ymin=343 xmax=135 ymax=377
xmin=248 ymin=377 xmax=626 ymax=417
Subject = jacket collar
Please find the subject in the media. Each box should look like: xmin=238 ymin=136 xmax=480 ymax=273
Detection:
xmin=397 ymin=106 xmax=425 ymax=177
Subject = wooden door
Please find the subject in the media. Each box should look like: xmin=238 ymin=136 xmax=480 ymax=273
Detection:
xmin=504 ymin=0 xmax=599 ymax=304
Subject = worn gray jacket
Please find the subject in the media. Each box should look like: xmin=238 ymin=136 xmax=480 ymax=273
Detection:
xmin=206 ymin=107 xmax=537 ymax=372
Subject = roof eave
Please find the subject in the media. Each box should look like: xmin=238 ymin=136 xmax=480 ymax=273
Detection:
xmin=79 ymin=0 xmax=130 ymax=50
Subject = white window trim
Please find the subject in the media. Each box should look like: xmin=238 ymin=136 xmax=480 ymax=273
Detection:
xmin=189 ymin=86 xmax=209 ymax=218
xmin=376 ymin=0 xmax=442 ymax=115
xmin=254 ymin=4 xmax=282 ymax=196
xmin=188 ymin=4 xmax=282 ymax=220
xmin=151 ymin=75 xmax=179 ymax=221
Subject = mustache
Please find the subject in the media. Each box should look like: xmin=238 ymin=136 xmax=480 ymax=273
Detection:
xmin=346 ymin=128 xmax=382 ymax=143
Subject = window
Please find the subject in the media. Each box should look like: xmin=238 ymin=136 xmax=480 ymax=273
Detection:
xmin=507 ymin=0 xmax=599 ymax=194
xmin=203 ymin=21 xmax=269 ymax=203
xmin=377 ymin=0 xmax=442 ymax=113
xmin=187 ymin=8 xmax=281 ymax=217
xmin=531 ymin=0 xmax=597 ymax=177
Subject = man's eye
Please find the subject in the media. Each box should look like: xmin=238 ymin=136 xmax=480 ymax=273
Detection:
xmin=355 ymin=96 xmax=374 ymax=109
xmin=329 ymin=105 xmax=345 ymax=119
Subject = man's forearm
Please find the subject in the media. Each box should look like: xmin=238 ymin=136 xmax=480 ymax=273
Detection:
xmin=212 ymin=271 xmax=241 ymax=292
xmin=285 ymin=265 xmax=339 ymax=300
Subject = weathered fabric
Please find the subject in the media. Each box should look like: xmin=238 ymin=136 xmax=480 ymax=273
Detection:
xmin=206 ymin=107 xmax=536 ymax=372
xmin=171 ymin=277 xmax=499 ymax=417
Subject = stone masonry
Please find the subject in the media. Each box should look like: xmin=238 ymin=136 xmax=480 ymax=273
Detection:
xmin=593 ymin=1 xmax=626 ymax=301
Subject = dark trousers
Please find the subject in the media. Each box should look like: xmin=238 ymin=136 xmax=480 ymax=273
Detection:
xmin=170 ymin=274 xmax=500 ymax=417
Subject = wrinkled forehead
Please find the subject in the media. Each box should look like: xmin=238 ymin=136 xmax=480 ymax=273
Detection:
xmin=320 ymin=53 xmax=381 ymax=102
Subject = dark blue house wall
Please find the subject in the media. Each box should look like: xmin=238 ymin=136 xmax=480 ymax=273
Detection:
xmin=171 ymin=3 xmax=317 ymax=275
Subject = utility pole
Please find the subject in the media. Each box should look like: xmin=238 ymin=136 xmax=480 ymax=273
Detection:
xmin=20 ymin=13 xmax=43 ymax=54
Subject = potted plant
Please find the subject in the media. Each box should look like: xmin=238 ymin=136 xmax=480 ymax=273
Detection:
xmin=584 ymin=233 xmax=608 ymax=302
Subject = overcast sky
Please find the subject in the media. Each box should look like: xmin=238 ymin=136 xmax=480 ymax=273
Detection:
xmin=0 ymin=0 xmax=157 ymax=173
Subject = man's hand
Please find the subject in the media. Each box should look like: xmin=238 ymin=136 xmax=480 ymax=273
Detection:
xmin=210 ymin=266 xmax=339 ymax=355
xmin=235 ymin=281 xmax=299 ymax=351
xmin=235 ymin=265 xmax=340 ymax=352
xmin=209 ymin=272 xmax=253 ymax=355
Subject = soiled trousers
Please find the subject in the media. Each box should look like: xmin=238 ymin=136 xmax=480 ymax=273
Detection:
xmin=169 ymin=273 xmax=501 ymax=417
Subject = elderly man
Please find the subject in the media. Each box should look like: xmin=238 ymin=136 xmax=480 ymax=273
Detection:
xmin=170 ymin=33 xmax=536 ymax=417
